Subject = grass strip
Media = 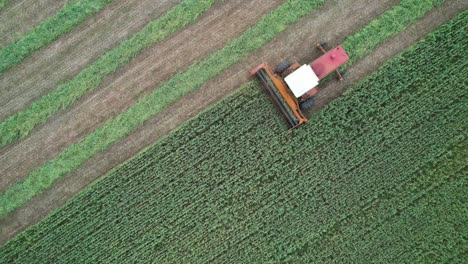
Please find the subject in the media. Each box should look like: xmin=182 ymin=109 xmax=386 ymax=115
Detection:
xmin=0 ymin=0 xmax=115 ymax=74
xmin=0 ymin=0 xmax=328 ymax=216
xmin=0 ymin=0 xmax=215 ymax=149
xmin=0 ymin=12 xmax=466 ymax=262
xmin=342 ymin=0 xmax=445 ymax=64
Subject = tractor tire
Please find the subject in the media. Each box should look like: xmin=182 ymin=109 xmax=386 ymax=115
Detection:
xmin=300 ymin=98 xmax=315 ymax=110
xmin=275 ymin=62 xmax=290 ymax=75
xmin=339 ymin=71 xmax=348 ymax=79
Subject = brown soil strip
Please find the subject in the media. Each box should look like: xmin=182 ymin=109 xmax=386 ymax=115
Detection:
xmin=0 ymin=0 xmax=179 ymax=120
xmin=0 ymin=0 xmax=69 ymax=48
xmin=1 ymin=0 xmax=465 ymax=244
xmin=0 ymin=0 xmax=284 ymax=190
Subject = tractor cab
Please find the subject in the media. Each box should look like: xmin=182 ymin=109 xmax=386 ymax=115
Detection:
xmin=284 ymin=64 xmax=319 ymax=98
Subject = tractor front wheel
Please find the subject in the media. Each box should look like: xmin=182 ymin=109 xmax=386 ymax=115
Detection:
xmin=300 ymin=98 xmax=315 ymax=110
xmin=339 ymin=71 xmax=348 ymax=80
xmin=275 ymin=62 xmax=290 ymax=75
xmin=319 ymin=41 xmax=328 ymax=47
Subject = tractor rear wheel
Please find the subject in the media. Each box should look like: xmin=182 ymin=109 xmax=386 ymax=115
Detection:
xmin=275 ymin=62 xmax=290 ymax=75
xmin=300 ymin=98 xmax=315 ymax=110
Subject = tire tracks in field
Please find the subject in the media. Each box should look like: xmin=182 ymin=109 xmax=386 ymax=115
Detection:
xmin=0 ymin=0 xmax=69 ymax=48
xmin=0 ymin=0 xmax=179 ymax=120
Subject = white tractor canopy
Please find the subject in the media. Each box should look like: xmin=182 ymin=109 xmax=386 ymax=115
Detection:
xmin=284 ymin=64 xmax=319 ymax=98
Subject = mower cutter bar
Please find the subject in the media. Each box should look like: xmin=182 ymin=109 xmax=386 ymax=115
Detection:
xmin=255 ymin=69 xmax=299 ymax=128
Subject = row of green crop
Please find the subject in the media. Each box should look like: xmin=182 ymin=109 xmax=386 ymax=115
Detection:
xmin=297 ymin=141 xmax=467 ymax=263
xmin=0 ymin=0 xmax=215 ymax=149
xmin=0 ymin=0 xmax=444 ymax=216
xmin=0 ymin=0 xmax=115 ymax=74
xmin=0 ymin=0 xmax=328 ymax=216
xmin=352 ymin=175 xmax=466 ymax=263
xmin=0 ymin=11 xmax=466 ymax=262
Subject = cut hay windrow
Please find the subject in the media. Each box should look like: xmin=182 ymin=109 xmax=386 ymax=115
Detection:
xmin=0 ymin=0 xmax=328 ymax=216
xmin=0 ymin=12 xmax=466 ymax=262
xmin=0 ymin=0 xmax=115 ymax=74
xmin=0 ymin=0 xmax=216 ymax=149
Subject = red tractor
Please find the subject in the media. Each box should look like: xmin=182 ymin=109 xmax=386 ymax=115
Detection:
xmin=250 ymin=42 xmax=349 ymax=129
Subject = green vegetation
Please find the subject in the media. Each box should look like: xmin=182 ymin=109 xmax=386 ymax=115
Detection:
xmin=0 ymin=0 xmax=10 ymax=11
xmin=0 ymin=11 xmax=466 ymax=262
xmin=0 ymin=0 xmax=445 ymax=217
xmin=0 ymin=0 xmax=328 ymax=216
xmin=342 ymin=0 xmax=444 ymax=64
xmin=295 ymin=143 xmax=467 ymax=262
xmin=0 ymin=0 xmax=114 ymax=74
xmin=0 ymin=0 xmax=215 ymax=149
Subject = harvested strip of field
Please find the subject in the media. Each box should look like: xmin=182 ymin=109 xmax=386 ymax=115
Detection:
xmin=0 ymin=0 xmax=179 ymax=121
xmin=0 ymin=0 xmax=68 ymax=48
xmin=0 ymin=0 xmax=215 ymax=149
xmin=0 ymin=0 xmax=285 ymax=190
xmin=0 ymin=0 xmax=115 ymax=74
xmin=0 ymin=12 xmax=465 ymax=261
xmin=0 ymin=0 xmax=327 ymax=216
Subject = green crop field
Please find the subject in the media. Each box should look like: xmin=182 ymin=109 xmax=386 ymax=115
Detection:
xmin=0 ymin=0 xmax=444 ymax=216
xmin=1 ymin=11 xmax=465 ymax=263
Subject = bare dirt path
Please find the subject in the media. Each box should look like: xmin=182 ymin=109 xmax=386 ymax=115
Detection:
xmin=0 ymin=0 xmax=69 ymax=48
xmin=0 ymin=0 xmax=284 ymax=190
xmin=1 ymin=0 xmax=465 ymax=244
xmin=0 ymin=0 xmax=179 ymax=121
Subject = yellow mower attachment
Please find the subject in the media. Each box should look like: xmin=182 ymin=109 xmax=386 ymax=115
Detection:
xmin=250 ymin=63 xmax=308 ymax=129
